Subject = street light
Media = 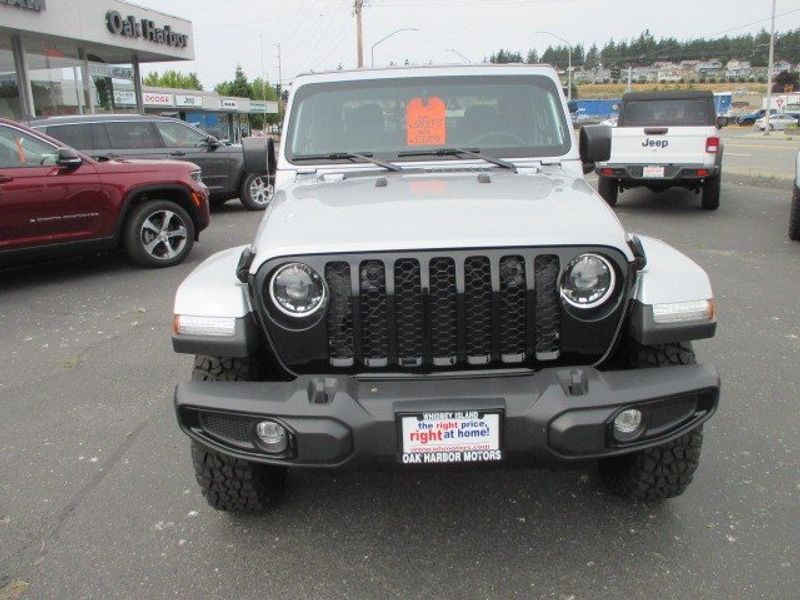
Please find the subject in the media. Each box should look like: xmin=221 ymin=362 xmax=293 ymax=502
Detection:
xmin=534 ymin=31 xmax=573 ymax=101
xmin=446 ymin=48 xmax=473 ymax=64
xmin=371 ymin=28 xmax=419 ymax=68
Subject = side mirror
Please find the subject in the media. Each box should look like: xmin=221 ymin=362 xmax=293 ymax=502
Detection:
xmin=57 ymin=147 xmax=83 ymax=169
xmin=567 ymin=100 xmax=579 ymax=114
xmin=203 ymin=136 xmax=221 ymax=148
xmin=242 ymin=136 xmax=276 ymax=176
xmin=579 ymin=125 xmax=612 ymax=165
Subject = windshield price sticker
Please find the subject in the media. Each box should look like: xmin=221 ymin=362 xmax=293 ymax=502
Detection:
xmin=406 ymin=96 xmax=447 ymax=146
xmin=400 ymin=411 xmax=502 ymax=464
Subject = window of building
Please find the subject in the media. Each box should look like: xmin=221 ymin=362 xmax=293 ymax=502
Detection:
xmin=25 ymin=41 xmax=88 ymax=117
xmin=0 ymin=34 xmax=21 ymax=120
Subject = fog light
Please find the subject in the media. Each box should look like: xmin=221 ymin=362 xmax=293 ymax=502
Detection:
xmin=255 ymin=420 xmax=289 ymax=453
xmin=613 ymin=408 xmax=643 ymax=442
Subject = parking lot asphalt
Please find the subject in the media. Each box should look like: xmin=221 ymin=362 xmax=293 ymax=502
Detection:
xmin=718 ymin=127 xmax=797 ymax=181
xmin=2 ymin=170 xmax=800 ymax=599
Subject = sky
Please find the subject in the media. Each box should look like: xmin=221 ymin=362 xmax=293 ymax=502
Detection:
xmin=131 ymin=0 xmax=800 ymax=89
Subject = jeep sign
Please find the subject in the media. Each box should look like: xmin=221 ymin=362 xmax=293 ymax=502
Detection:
xmin=105 ymin=11 xmax=189 ymax=49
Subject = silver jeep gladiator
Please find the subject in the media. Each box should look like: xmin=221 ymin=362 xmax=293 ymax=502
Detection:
xmin=171 ymin=65 xmax=719 ymax=513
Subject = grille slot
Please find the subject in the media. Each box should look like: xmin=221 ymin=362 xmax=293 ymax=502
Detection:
xmin=499 ymin=256 xmax=528 ymax=362
xmin=325 ymin=262 xmax=354 ymax=366
xmin=322 ymin=253 xmax=567 ymax=370
xmin=534 ymin=255 xmax=561 ymax=359
xmin=429 ymin=257 xmax=458 ymax=366
xmin=200 ymin=413 xmax=254 ymax=445
xmin=359 ymin=260 xmax=388 ymax=366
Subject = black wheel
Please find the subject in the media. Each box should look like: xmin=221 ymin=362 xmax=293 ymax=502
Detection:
xmin=789 ymin=184 xmax=800 ymax=241
xmin=599 ymin=342 xmax=705 ymax=500
xmin=598 ymin=175 xmax=618 ymax=207
xmin=123 ymin=200 xmax=194 ymax=267
xmin=240 ymin=173 xmax=274 ymax=211
xmin=701 ymin=174 xmax=721 ymax=211
xmin=190 ymin=355 xmax=287 ymax=513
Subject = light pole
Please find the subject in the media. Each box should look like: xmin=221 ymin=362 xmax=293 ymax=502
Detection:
xmin=371 ymin=28 xmax=419 ymax=68
xmin=765 ymin=0 xmax=777 ymax=136
xmin=534 ymin=31 xmax=573 ymax=101
xmin=446 ymin=48 xmax=473 ymax=64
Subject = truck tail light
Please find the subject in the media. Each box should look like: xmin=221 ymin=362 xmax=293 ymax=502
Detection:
xmin=600 ymin=167 xmax=615 ymax=177
xmin=705 ymin=137 xmax=719 ymax=153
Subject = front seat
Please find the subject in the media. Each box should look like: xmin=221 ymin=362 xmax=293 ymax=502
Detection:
xmin=458 ymin=105 xmax=500 ymax=143
xmin=344 ymin=104 xmax=385 ymax=150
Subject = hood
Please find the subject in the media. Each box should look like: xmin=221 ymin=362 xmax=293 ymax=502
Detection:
xmin=251 ymin=170 xmax=632 ymax=268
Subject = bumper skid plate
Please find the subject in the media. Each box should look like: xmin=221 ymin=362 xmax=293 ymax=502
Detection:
xmin=175 ymin=364 xmax=719 ymax=467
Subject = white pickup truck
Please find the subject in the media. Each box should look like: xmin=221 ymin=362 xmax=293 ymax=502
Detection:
xmin=595 ymin=91 xmax=723 ymax=210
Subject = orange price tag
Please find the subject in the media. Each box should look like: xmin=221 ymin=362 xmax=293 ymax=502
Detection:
xmin=406 ymin=96 xmax=446 ymax=146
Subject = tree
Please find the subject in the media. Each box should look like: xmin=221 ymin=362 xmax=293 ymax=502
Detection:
xmin=214 ymin=64 xmax=250 ymax=98
xmin=490 ymin=49 xmax=524 ymax=64
xmin=143 ymin=70 xmax=202 ymax=90
xmin=773 ymin=70 xmax=800 ymax=92
xmin=585 ymin=43 xmax=599 ymax=69
xmin=526 ymin=49 xmax=539 ymax=64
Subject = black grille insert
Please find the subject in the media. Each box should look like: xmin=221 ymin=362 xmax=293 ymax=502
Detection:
xmin=319 ymin=252 xmax=576 ymax=370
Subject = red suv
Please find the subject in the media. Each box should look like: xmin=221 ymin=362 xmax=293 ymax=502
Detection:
xmin=0 ymin=118 xmax=210 ymax=268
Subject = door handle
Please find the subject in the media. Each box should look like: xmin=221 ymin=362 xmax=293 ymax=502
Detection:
xmin=171 ymin=151 xmax=186 ymax=157
xmin=644 ymin=127 xmax=669 ymax=135
xmin=0 ymin=175 xmax=13 ymax=184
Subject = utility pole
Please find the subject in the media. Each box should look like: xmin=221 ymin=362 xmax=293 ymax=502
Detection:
xmin=260 ymin=35 xmax=268 ymax=128
xmin=274 ymin=42 xmax=283 ymax=112
xmin=355 ymin=0 xmax=364 ymax=68
xmin=627 ymin=66 xmax=633 ymax=93
xmin=765 ymin=0 xmax=776 ymax=136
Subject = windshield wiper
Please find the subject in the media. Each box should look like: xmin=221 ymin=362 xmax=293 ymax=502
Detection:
xmin=397 ymin=147 xmax=518 ymax=172
xmin=292 ymin=151 xmax=403 ymax=172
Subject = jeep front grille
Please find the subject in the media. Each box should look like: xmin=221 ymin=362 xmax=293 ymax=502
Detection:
xmin=323 ymin=253 xmax=561 ymax=369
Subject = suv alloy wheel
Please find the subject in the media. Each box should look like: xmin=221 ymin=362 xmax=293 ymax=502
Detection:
xmin=240 ymin=173 xmax=274 ymax=210
xmin=124 ymin=200 xmax=195 ymax=267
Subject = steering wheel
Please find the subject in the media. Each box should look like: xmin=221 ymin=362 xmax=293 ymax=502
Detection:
xmin=471 ymin=131 xmax=526 ymax=146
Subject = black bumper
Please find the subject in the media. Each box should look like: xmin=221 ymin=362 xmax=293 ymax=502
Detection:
xmin=175 ymin=364 xmax=719 ymax=468
xmin=596 ymin=164 xmax=718 ymax=183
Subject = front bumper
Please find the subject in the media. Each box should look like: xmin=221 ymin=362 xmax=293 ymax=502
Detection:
xmin=175 ymin=364 xmax=719 ymax=468
xmin=596 ymin=164 xmax=718 ymax=183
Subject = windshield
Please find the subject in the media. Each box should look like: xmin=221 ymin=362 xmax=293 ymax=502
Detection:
xmin=285 ymin=75 xmax=571 ymax=163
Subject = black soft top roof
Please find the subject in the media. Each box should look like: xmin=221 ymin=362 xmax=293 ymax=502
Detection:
xmin=622 ymin=90 xmax=714 ymax=102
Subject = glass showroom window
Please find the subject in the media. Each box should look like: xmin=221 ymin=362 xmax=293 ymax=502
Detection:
xmin=25 ymin=41 xmax=87 ymax=117
xmin=0 ymin=35 xmax=22 ymax=120
xmin=87 ymin=60 xmax=137 ymax=114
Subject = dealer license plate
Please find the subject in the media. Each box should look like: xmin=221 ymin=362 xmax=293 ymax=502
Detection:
xmin=399 ymin=411 xmax=502 ymax=465
xmin=642 ymin=165 xmax=665 ymax=178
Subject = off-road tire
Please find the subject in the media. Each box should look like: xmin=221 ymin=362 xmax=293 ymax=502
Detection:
xmin=701 ymin=174 xmax=721 ymax=211
xmin=189 ymin=354 xmax=287 ymax=512
xmin=123 ymin=200 xmax=195 ymax=267
xmin=599 ymin=341 xmax=704 ymax=500
xmin=789 ymin=184 xmax=800 ymax=241
xmin=599 ymin=428 xmax=704 ymax=501
xmin=191 ymin=442 xmax=287 ymax=513
xmin=598 ymin=175 xmax=618 ymax=207
xmin=191 ymin=355 xmax=264 ymax=381
xmin=240 ymin=173 xmax=274 ymax=211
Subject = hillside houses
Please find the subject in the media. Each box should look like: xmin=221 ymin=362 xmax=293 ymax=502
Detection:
xmin=569 ymin=57 xmax=791 ymax=84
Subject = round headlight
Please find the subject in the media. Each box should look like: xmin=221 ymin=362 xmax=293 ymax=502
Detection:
xmin=269 ymin=263 xmax=326 ymax=317
xmin=560 ymin=254 xmax=615 ymax=308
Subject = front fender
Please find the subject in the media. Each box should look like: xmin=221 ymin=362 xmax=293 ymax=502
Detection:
xmin=627 ymin=235 xmax=716 ymax=345
xmin=172 ymin=246 xmax=262 ymax=357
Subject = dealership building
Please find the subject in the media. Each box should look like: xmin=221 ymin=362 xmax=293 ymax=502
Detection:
xmin=0 ymin=0 xmax=277 ymax=141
